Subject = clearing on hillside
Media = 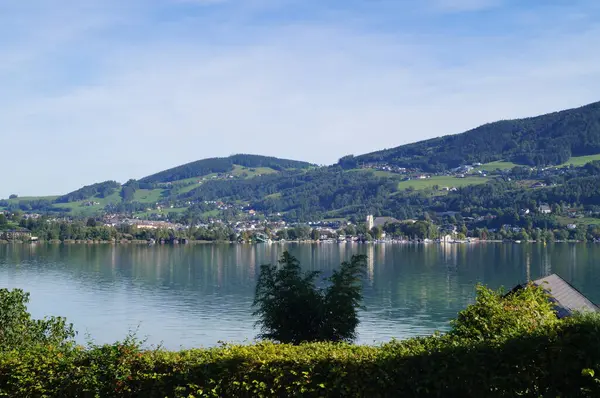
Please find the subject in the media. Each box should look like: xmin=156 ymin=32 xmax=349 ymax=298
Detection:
xmin=559 ymin=154 xmax=600 ymax=167
xmin=397 ymin=176 xmax=489 ymax=191
xmin=480 ymin=161 xmax=519 ymax=171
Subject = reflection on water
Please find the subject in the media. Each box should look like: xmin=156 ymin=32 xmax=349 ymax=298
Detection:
xmin=1 ymin=242 xmax=600 ymax=348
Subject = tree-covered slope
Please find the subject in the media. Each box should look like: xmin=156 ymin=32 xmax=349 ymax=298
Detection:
xmin=55 ymin=181 xmax=121 ymax=203
xmin=141 ymin=154 xmax=314 ymax=183
xmin=347 ymin=101 xmax=600 ymax=171
xmin=177 ymin=167 xmax=398 ymax=220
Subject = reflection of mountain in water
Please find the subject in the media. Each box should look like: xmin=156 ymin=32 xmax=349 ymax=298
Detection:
xmin=0 ymin=243 xmax=599 ymax=348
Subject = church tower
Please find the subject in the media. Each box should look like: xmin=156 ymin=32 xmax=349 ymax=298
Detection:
xmin=366 ymin=215 xmax=374 ymax=231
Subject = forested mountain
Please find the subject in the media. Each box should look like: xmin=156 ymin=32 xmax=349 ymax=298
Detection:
xmin=5 ymin=101 xmax=600 ymax=227
xmin=345 ymin=101 xmax=600 ymax=172
xmin=177 ymin=168 xmax=397 ymax=221
xmin=141 ymin=154 xmax=314 ymax=183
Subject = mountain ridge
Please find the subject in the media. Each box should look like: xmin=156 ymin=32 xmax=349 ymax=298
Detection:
xmin=140 ymin=154 xmax=315 ymax=184
xmin=342 ymin=100 xmax=600 ymax=171
xmin=3 ymin=100 xmax=600 ymax=224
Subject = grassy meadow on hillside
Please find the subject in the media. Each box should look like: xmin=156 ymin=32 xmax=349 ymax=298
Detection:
xmin=397 ymin=176 xmax=489 ymax=191
xmin=559 ymin=154 xmax=600 ymax=167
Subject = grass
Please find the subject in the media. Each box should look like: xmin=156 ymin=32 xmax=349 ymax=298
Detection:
xmin=346 ymin=169 xmax=401 ymax=178
xmin=168 ymin=166 xmax=279 ymax=185
xmin=265 ymin=193 xmax=282 ymax=199
xmin=133 ymin=189 xmax=164 ymax=203
xmin=397 ymin=176 xmax=489 ymax=191
xmin=2 ymin=195 xmax=59 ymax=203
xmin=202 ymin=209 xmax=220 ymax=218
xmin=480 ymin=161 xmax=519 ymax=171
xmin=230 ymin=165 xmax=277 ymax=177
xmin=370 ymin=170 xmax=400 ymax=178
xmin=53 ymin=192 xmax=122 ymax=216
xmin=0 ymin=221 xmax=20 ymax=230
xmin=167 ymin=166 xmax=280 ymax=197
xmin=556 ymin=216 xmax=600 ymax=227
xmin=177 ymin=184 xmax=201 ymax=194
xmin=558 ymin=154 xmax=600 ymax=168
xmin=171 ymin=176 xmax=207 ymax=185
xmin=481 ymin=154 xmax=600 ymax=172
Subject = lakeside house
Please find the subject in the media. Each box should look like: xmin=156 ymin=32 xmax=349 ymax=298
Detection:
xmin=0 ymin=229 xmax=32 ymax=240
xmin=511 ymin=274 xmax=599 ymax=318
xmin=441 ymin=234 xmax=454 ymax=243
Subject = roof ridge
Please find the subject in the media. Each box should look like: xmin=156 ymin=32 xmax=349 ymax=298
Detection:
xmin=534 ymin=273 xmax=600 ymax=311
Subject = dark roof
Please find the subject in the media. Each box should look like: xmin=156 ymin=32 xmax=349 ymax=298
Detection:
xmin=373 ymin=217 xmax=400 ymax=227
xmin=531 ymin=274 xmax=599 ymax=318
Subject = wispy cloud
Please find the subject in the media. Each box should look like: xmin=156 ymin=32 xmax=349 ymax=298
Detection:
xmin=1 ymin=1 xmax=599 ymax=196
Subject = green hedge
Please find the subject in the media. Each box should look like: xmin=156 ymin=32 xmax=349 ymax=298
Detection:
xmin=0 ymin=315 xmax=599 ymax=397
xmin=2 ymin=284 xmax=600 ymax=397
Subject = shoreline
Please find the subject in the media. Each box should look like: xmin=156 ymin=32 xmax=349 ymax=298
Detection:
xmin=0 ymin=239 xmax=590 ymax=245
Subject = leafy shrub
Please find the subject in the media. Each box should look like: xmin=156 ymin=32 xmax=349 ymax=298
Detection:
xmin=1 ymin=315 xmax=600 ymax=397
xmin=2 ymin=284 xmax=600 ymax=397
xmin=450 ymin=283 xmax=558 ymax=342
xmin=0 ymin=288 xmax=75 ymax=351
xmin=253 ymin=252 xmax=367 ymax=344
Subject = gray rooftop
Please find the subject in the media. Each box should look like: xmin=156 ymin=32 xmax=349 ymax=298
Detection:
xmin=531 ymin=274 xmax=600 ymax=318
xmin=373 ymin=217 xmax=400 ymax=227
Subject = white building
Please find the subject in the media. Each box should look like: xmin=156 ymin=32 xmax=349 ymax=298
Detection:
xmin=366 ymin=215 xmax=374 ymax=230
xmin=538 ymin=204 xmax=552 ymax=214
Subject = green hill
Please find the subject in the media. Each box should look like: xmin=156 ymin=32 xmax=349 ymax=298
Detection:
xmin=345 ymin=101 xmax=600 ymax=171
xmin=140 ymin=154 xmax=314 ymax=184
xmin=0 ymin=155 xmax=317 ymax=217
xmin=5 ymin=101 xmax=600 ymax=224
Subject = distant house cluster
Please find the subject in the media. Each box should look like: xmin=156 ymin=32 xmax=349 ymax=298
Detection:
xmin=361 ymin=163 xmax=410 ymax=174
xmin=0 ymin=229 xmax=34 ymax=241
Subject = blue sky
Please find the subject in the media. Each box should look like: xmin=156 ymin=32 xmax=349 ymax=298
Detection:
xmin=1 ymin=0 xmax=599 ymax=197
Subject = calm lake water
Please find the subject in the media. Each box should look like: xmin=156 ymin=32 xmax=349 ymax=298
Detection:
xmin=1 ymin=242 xmax=599 ymax=349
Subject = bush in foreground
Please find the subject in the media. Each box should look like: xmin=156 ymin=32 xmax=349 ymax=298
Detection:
xmin=1 ymin=284 xmax=600 ymax=397
xmin=253 ymin=252 xmax=367 ymax=344
xmin=0 ymin=288 xmax=75 ymax=351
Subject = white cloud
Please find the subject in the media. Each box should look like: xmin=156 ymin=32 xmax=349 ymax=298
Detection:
xmin=1 ymin=1 xmax=599 ymax=197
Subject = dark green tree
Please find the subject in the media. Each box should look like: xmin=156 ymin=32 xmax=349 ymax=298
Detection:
xmin=276 ymin=229 xmax=288 ymax=241
xmin=120 ymin=186 xmax=136 ymax=202
xmin=321 ymin=254 xmax=367 ymax=342
xmin=253 ymin=251 xmax=367 ymax=344
xmin=371 ymin=225 xmax=383 ymax=240
xmin=310 ymin=228 xmax=320 ymax=241
xmin=253 ymin=252 xmax=323 ymax=344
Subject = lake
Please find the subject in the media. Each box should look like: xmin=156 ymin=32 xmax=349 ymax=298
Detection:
xmin=1 ymin=242 xmax=599 ymax=349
